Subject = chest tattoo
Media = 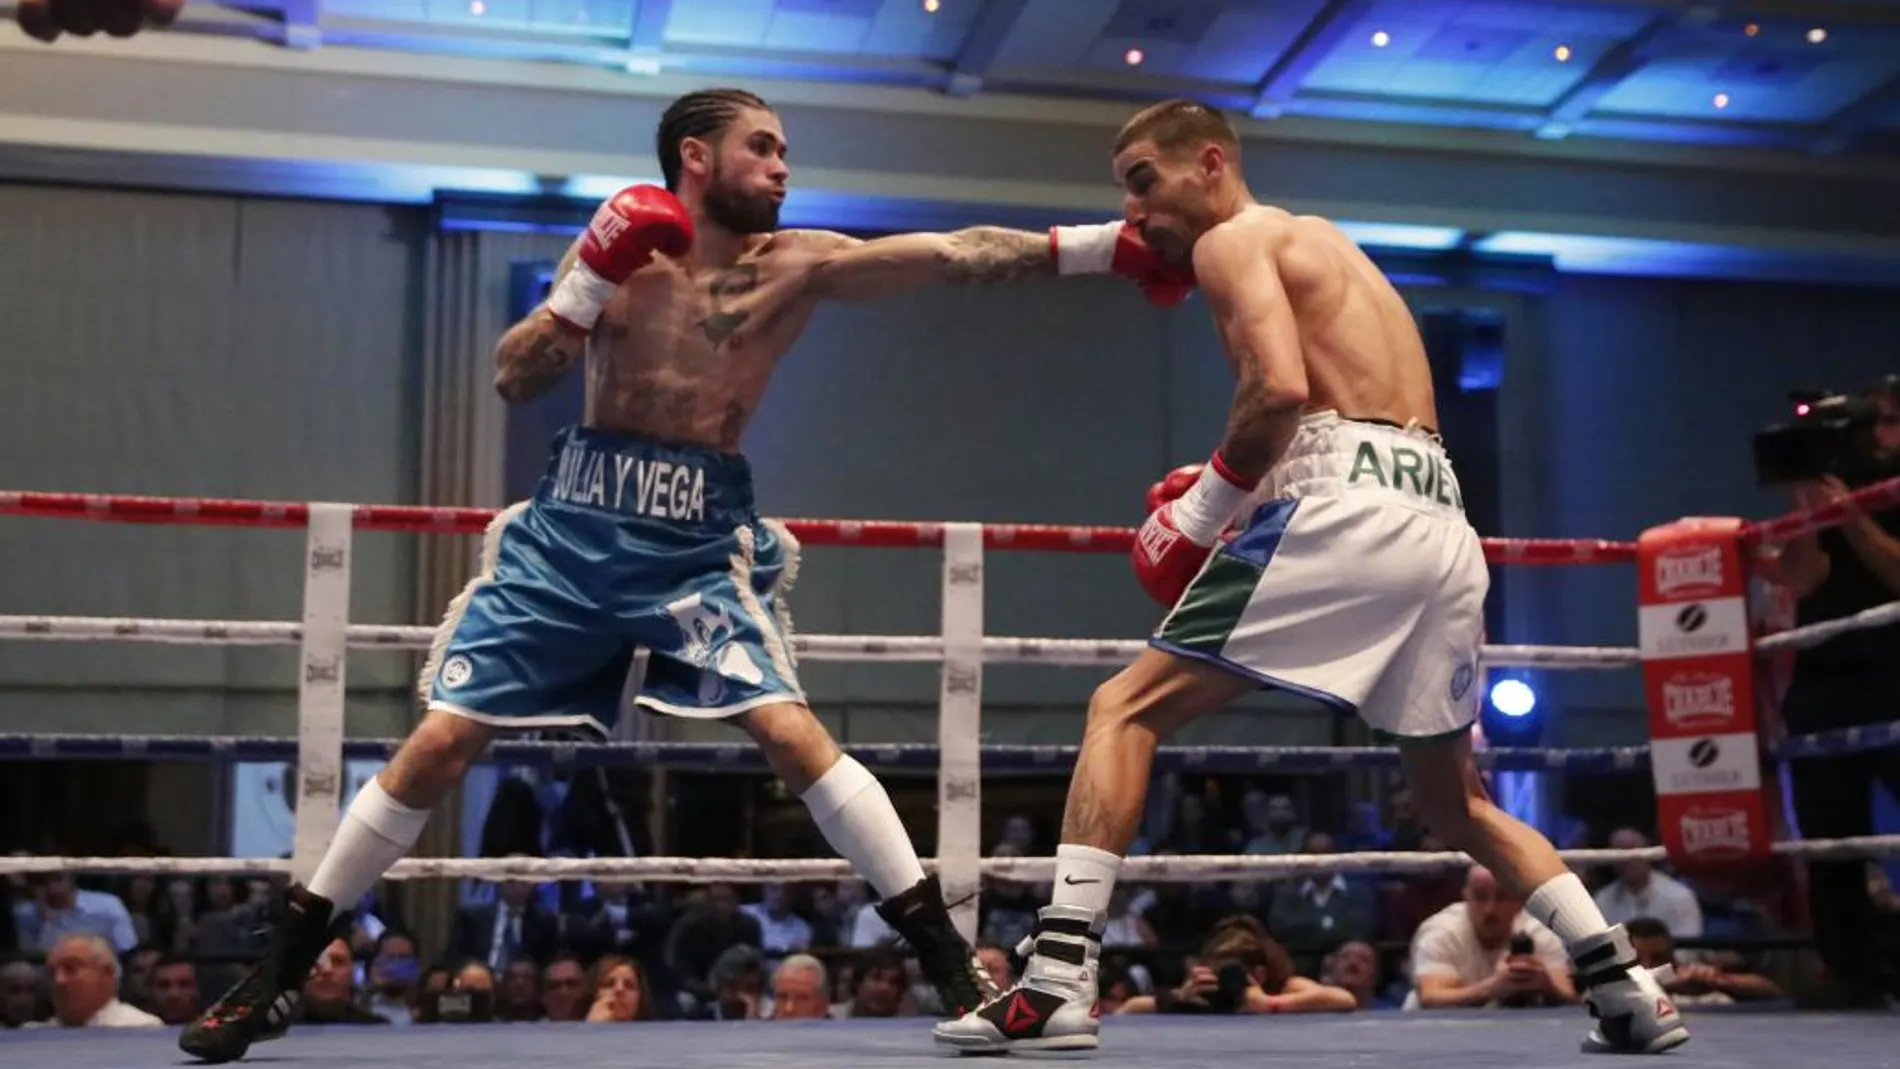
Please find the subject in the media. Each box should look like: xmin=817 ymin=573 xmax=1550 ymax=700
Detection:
xmin=697 ymin=263 xmax=760 ymax=347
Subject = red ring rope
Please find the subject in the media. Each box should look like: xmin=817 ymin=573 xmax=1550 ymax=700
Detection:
xmin=17 ymin=484 xmax=1878 ymax=562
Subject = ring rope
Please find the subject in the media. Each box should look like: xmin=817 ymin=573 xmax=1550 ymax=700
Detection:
xmin=0 ymin=490 xmax=1634 ymax=565
xmin=1740 ymin=474 xmax=1900 ymax=546
xmin=1754 ymin=599 xmax=1900 ymax=653
xmin=0 ymin=614 xmax=1637 ymax=670
xmin=6 ymin=836 xmax=1898 ymax=883
xmin=3 ymin=717 xmax=1894 ymax=770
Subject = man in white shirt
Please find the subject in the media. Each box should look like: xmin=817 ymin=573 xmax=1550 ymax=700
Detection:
xmin=1406 ymin=866 xmax=1578 ymax=1010
xmin=35 ymin=933 xmax=161 ymax=1027
xmin=1593 ymin=829 xmax=1704 ymax=942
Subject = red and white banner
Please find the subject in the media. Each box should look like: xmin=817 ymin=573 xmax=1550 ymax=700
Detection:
xmin=1637 ymin=519 xmax=1772 ymax=862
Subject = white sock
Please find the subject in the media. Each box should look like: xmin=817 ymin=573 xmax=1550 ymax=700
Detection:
xmin=1050 ymin=843 xmax=1122 ymax=918
xmin=800 ymin=756 xmax=926 ymax=899
xmin=305 ymin=777 xmax=432 ymax=908
xmin=1524 ymin=871 xmax=1611 ymax=951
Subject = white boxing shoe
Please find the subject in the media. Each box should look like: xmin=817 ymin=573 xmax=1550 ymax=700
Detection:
xmin=1575 ymin=925 xmax=1691 ymax=1055
xmin=933 ymin=904 xmax=1101 ymax=1054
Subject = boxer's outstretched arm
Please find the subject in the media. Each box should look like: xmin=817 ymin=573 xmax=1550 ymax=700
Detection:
xmin=494 ymin=241 xmax=588 ymax=402
xmin=800 ymin=227 xmax=1053 ymax=300
xmin=1194 ymin=220 xmax=1308 ymax=481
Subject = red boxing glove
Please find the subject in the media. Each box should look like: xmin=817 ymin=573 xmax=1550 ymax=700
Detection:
xmin=547 ymin=185 xmax=695 ymax=332
xmin=1051 ymin=222 xmax=1196 ymax=307
xmin=1131 ymin=454 xmax=1253 ymax=607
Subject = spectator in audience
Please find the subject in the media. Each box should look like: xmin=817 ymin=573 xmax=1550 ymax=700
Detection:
xmin=1339 ymin=801 xmax=1391 ymax=852
xmin=1384 ymin=831 xmax=1464 ymax=938
xmin=805 ymin=882 xmax=846 ymax=947
xmin=540 ymin=956 xmax=590 ymax=1022
xmin=585 ymin=954 xmax=652 ymax=1023
xmin=1099 ymin=886 xmax=1158 ymax=948
xmin=741 ymin=883 xmax=813 ymax=957
xmin=450 ymin=877 xmax=560 ymax=970
xmin=977 ymin=844 xmax=1039 ymax=951
xmin=1406 ymin=865 xmax=1575 ymax=1010
xmin=1241 ymin=791 xmax=1306 ymax=855
xmin=1166 ymin=790 xmax=1227 ymax=853
xmin=364 ymin=929 xmax=422 ymax=1025
xmin=827 ymin=880 xmax=869 ymax=944
xmin=975 ymin=944 xmax=1013 ymax=993
xmin=1387 ymin=787 xmax=1427 ymax=851
xmin=1625 ymin=917 xmax=1783 ymax=1005
xmin=497 ymin=958 xmax=544 ymax=1021
xmin=767 ymin=953 xmax=830 ymax=1020
xmin=563 ymin=879 xmax=668 ymax=964
xmin=301 ymin=938 xmax=388 ymax=1025
xmin=3 ymin=960 xmax=44 ymax=1027
xmin=41 ymin=933 xmax=160 ymax=1027
xmin=1095 ymin=961 xmax=1139 ymax=1016
xmin=191 ymin=877 xmax=266 ymax=964
xmin=14 ymin=874 xmax=138 ymax=954
xmin=832 ymin=948 xmax=908 ymax=1019
xmin=1321 ymin=940 xmax=1401 ymax=1010
xmin=121 ymin=944 xmax=162 ymax=1011
xmin=1121 ymin=916 xmax=1355 ymax=1014
xmin=699 ymin=943 xmax=767 ymax=1021
xmin=1593 ymin=829 xmax=1703 ymax=944
xmin=665 ymin=882 xmax=761 ymax=1005
xmin=997 ymin=814 xmax=1037 ymax=854
xmin=455 ymin=961 xmax=497 ymax=994
xmin=116 ymin=873 xmax=180 ymax=953
xmin=148 ymin=956 xmax=201 ymax=1025
xmin=1268 ymin=832 xmax=1376 ymax=973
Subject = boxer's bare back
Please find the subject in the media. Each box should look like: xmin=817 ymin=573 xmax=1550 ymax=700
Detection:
xmin=1188 ymin=204 xmax=1440 ymax=471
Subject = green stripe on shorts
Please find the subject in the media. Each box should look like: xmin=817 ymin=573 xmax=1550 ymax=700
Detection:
xmin=1156 ymin=551 xmax=1261 ymax=653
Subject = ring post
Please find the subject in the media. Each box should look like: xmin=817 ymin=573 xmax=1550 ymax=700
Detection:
xmin=290 ymin=503 xmax=353 ymax=885
xmin=1636 ymin=517 xmax=1772 ymax=863
xmin=938 ymin=523 xmax=984 ymax=943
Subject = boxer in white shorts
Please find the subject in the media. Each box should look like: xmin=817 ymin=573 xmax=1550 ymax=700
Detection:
xmin=1153 ymin=409 xmax=1486 ymax=742
xmin=938 ymin=99 xmax=1688 ymax=1058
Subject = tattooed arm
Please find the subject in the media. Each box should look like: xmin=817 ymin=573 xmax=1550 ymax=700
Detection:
xmin=799 ymin=227 xmax=1054 ymax=301
xmin=494 ymin=240 xmax=589 ymax=403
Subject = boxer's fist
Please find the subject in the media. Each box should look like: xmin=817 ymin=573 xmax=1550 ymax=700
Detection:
xmin=577 ymin=185 xmax=694 ymax=285
xmin=1131 ymin=455 xmax=1253 ymax=606
xmin=1132 ymin=505 xmax=1214 ymax=607
xmin=1051 ymin=222 xmax=1196 ymax=307
xmin=1146 ymin=464 xmax=1205 ymax=513
xmin=547 ymin=185 xmax=693 ymax=332
xmin=18 ymin=0 xmax=180 ymax=40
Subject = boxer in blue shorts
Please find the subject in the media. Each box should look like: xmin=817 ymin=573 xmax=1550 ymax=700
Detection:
xmin=183 ymin=87 xmax=1189 ymax=1062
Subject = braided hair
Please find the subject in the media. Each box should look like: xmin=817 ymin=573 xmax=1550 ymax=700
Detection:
xmin=656 ymin=87 xmax=771 ymax=192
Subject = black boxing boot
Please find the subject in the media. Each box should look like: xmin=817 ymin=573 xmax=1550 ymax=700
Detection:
xmin=874 ymin=874 xmax=998 ymax=1016
xmin=179 ymin=884 xmax=344 ymax=1063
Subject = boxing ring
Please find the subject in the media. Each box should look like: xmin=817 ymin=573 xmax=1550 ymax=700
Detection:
xmin=3 ymin=482 xmax=1900 ymax=1064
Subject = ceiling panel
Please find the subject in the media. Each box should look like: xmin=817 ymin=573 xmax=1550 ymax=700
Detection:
xmin=1596 ymin=51 xmax=1900 ymax=123
xmin=859 ymin=0 xmax=980 ymax=61
xmin=990 ymin=0 xmax=1116 ymax=71
xmin=667 ymin=0 xmax=777 ymax=47
xmin=763 ymin=0 xmax=882 ymax=51
xmin=1180 ymin=2 xmax=1328 ymax=85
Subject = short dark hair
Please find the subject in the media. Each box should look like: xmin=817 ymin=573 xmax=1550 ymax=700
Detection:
xmin=1624 ymin=916 xmax=1672 ymax=941
xmin=1114 ymin=98 xmax=1239 ymax=158
xmin=657 ymin=88 xmax=772 ymax=192
xmin=151 ymin=954 xmax=195 ymax=974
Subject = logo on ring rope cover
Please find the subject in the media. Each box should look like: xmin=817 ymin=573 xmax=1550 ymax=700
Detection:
xmin=1677 ymin=806 xmax=1755 ymax=857
xmin=1661 ymin=671 xmax=1736 ymax=729
xmin=1655 ymin=545 xmax=1726 ymax=598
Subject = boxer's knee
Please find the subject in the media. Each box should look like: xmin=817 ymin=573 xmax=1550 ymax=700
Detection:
xmin=742 ymin=702 xmax=841 ymax=794
xmin=380 ymin=709 xmax=491 ymax=808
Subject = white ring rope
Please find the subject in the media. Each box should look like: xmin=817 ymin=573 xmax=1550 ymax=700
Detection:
xmin=0 ymin=613 xmax=1634 ymax=669
xmin=1755 ymin=599 xmax=1900 ymax=654
xmin=6 ymin=836 xmax=1898 ymax=883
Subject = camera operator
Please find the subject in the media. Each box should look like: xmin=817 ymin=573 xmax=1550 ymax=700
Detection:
xmin=1767 ymin=377 xmax=1900 ymax=1007
xmin=1118 ymin=915 xmax=1355 ymax=1015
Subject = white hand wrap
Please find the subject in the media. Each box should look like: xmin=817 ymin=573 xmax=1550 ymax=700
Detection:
xmin=544 ymin=261 xmax=618 ymax=332
xmin=1169 ymin=458 xmax=1252 ymax=546
xmin=1051 ymin=223 xmax=1122 ymax=276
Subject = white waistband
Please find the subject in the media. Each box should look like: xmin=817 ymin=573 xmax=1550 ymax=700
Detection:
xmin=1248 ymin=410 xmax=1465 ymax=517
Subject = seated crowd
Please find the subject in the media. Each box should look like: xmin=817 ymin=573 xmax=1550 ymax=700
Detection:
xmin=7 ymin=786 xmax=1882 ymax=1029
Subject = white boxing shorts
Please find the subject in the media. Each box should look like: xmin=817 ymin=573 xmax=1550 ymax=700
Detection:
xmin=1152 ymin=410 xmax=1489 ymax=741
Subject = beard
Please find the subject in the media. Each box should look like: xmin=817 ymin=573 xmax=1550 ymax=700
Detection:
xmin=703 ymin=179 xmax=780 ymax=234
